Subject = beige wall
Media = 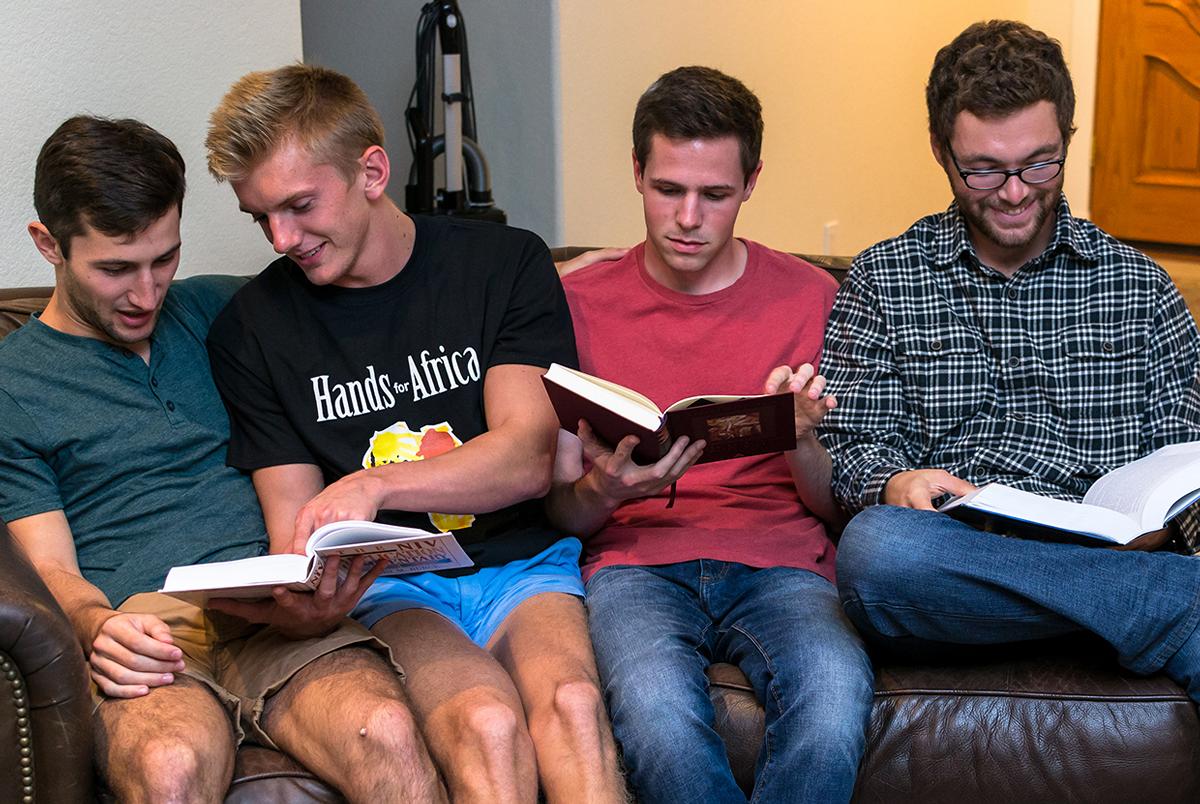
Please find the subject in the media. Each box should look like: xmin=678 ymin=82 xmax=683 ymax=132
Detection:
xmin=555 ymin=1 xmax=1099 ymax=255
xmin=0 ymin=2 xmax=302 ymax=287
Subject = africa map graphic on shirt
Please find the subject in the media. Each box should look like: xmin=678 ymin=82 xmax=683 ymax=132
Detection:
xmin=362 ymin=421 xmax=476 ymax=532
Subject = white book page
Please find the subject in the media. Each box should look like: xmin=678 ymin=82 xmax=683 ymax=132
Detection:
xmin=161 ymin=553 xmax=311 ymax=591
xmin=942 ymin=483 xmax=1141 ymax=543
xmin=306 ymin=519 xmax=437 ymax=553
xmin=1083 ymin=442 xmax=1200 ymax=531
xmin=544 ymin=364 xmax=663 ymax=431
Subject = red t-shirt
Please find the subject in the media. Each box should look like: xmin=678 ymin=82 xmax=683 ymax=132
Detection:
xmin=561 ymin=240 xmax=840 ymax=582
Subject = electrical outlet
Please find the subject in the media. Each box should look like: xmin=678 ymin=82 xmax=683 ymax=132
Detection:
xmin=822 ymin=221 xmax=839 ymax=255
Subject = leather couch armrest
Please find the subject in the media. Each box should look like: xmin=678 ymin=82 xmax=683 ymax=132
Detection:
xmin=0 ymin=526 xmax=93 ymax=803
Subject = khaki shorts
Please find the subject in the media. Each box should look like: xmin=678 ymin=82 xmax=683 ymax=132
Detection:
xmin=91 ymin=592 xmax=401 ymax=749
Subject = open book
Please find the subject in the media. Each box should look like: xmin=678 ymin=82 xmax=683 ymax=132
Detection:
xmin=160 ymin=520 xmax=473 ymax=604
xmin=541 ymin=363 xmax=796 ymax=465
xmin=938 ymin=441 xmax=1200 ymax=545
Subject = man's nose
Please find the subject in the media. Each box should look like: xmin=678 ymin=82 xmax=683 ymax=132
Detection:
xmin=996 ymin=172 xmax=1030 ymax=206
xmin=677 ymin=194 xmax=701 ymax=230
xmin=269 ymin=216 xmax=301 ymax=254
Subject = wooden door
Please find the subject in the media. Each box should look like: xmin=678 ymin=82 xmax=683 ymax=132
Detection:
xmin=1092 ymin=0 xmax=1200 ymax=246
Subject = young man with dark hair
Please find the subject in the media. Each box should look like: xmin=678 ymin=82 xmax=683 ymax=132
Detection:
xmin=204 ymin=64 xmax=623 ymax=803
xmin=547 ymin=66 xmax=874 ymax=803
xmin=823 ymin=21 xmax=1200 ymax=699
xmin=0 ymin=116 xmax=442 ymax=801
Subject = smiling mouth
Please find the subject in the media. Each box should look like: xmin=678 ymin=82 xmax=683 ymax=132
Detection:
xmin=295 ymin=243 xmax=324 ymax=260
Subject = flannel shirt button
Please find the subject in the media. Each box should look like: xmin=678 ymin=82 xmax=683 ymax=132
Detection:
xmin=1007 ymin=356 xmax=1020 ymax=367
xmin=1102 ymin=341 xmax=1114 ymax=353
xmin=1007 ymin=288 xmax=1018 ymax=300
xmin=930 ymin=339 xmax=943 ymax=351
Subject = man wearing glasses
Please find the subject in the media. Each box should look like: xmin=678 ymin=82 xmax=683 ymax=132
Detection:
xmin=821 ymin=20 xmax=1200 ymax=699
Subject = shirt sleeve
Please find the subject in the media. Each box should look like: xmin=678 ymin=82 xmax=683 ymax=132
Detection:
xmin=489 ymin=233 xmax=579 ymax=371
xmin=206 ymin=300 xmax=316 ymax=472
xmin=818 ymin=262 xmax=916 ymax=511
xmin=0 ymin=388 xmax=64 ymax=523
xmin=1139 ymin=274 xmax=1200 ymax=552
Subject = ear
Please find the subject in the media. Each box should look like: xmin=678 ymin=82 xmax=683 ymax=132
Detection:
xmin=28 ymin=222 xmax=64 ymax=267
xmin=632 ymin=148 xmax=646 ymax=195
xmin=742 ymin=160 xmax=763 ymax=201
xmin=359 ymin=145 xmax=391 ymax=201
xmin=930 ymin=132 xmax=947 ymax=169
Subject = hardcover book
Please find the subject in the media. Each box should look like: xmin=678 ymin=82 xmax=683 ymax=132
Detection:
xmin=938 ymin=441 xmax=1200 ymax=546
xmin=160 ymin=520 xmax=473 ymax=604
xmin=541 ymin=363 xmax=796 ymax=465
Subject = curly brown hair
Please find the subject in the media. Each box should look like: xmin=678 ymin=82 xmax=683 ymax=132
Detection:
xmin=926 ymin=20 xmax=1076 ymax=151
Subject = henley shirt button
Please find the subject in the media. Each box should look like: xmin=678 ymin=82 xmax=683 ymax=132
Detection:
xmin=930 ymin=339 xmax=943 ymax=351
xmin=1007 ymin=355 xmax=1020 ymax=368
xmin=1102 ymin=341 xmax=1114 ymax=353
xmin=151 ymin=378 xmax=159 ymax=387
xmin=166 ymin=401 xmax=176 ymax=412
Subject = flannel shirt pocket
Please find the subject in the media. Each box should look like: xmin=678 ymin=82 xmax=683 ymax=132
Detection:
xmin=1057 ymin=321 xmax=1147 ymax=423
xmin=895 ymin=328 xmax=990 ymax=442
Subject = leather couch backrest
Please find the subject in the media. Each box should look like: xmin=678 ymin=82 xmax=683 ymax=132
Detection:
xmin=0 ymin=288 xmax=50 ymax=341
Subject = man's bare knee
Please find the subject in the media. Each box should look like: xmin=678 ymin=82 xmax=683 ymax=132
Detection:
xmin=96 ymin=681 xmax=235 ymax=801
xmin=552 ymin=677 xmax=605 ymax=720
xmin=459 ymin=695 xmax=525 ymax=752
xmin=358 ymin=697 xmax=423 ymax=756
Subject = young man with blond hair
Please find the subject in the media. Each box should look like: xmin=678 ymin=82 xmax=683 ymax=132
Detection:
xmin=0 ymin=116 xmax=441 ymax=802
xmin=204 ymin=64 xmax=622 ymax=803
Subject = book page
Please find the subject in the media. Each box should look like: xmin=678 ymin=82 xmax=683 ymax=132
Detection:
xmin=160 ymin=553 xmax=311 ymax=592
xmin=1083 ymin=441 xmax=1200 ymax=530
xmin=665 ymin=394 xmax=757 ymax=412
xmin=544 ymin=363 xmax=663 ymax=431
xmin=941 ymin=483 xmax=1141 ymax=543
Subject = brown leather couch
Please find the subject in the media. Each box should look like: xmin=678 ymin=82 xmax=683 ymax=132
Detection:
xmin=3 ymin=270 xmax=1199 ymax=802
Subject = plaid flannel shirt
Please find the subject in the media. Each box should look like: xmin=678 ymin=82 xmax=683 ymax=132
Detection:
xmin=819 ymin=196 xmax=1200 ymax=551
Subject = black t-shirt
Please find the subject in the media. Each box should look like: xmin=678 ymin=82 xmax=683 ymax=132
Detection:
xmin=207 ymin=214 xmax=578 ymax=570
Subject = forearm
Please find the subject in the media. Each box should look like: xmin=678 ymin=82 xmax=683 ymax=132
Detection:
xmin=819 ymin=428 xmax=909 ymax=512
xmin=34 ymin=564 xmax=116 ymax=653
xmin=362 ymin=425 xmax=554 ymax=514
xmin=785 ymin=434 xmax=847 ymax=529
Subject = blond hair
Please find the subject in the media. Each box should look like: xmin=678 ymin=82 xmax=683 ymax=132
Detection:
xmin=206 ymin=63 xmax=384 ymax=182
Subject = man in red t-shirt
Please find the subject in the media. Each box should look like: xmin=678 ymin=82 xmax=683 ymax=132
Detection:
xmin=547 ymin=66 xmax=873 ymax=803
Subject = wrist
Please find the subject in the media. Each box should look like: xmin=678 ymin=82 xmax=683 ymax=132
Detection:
xmin=75 ymin=603 xmax=119 ymax=652
xmin=579 ymin=468 xmax=625 ymax=513
xmin=358 ymin=467 xmax=393 ymax=510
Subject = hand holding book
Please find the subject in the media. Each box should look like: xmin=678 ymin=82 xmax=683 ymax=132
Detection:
xmin=205 ymin=552 xmax=389 ymax=639
xmin=574 ymin=417 xmax=706 ymax=507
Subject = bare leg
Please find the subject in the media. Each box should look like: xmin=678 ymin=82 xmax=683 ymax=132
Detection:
xmin=489 ymin=593 xmax=625 ymax=803
xmin=260 ymin=646 xmax=443 ymax=803
xmin=373 ymin=610 xmax=539 ymax=804
xmin=95 ymin=675 xmax=235 ymax=803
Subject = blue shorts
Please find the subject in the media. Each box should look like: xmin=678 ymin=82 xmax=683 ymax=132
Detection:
xmin=352 ymin=537 xmax=584 ymax=646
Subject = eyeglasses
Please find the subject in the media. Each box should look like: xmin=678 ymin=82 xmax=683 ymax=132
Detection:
xmin=948 ymin=147 xmax=1066 ymax=191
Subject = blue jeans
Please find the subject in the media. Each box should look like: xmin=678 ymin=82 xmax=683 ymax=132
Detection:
xmin=586 ymin=561 xmax=873 ymax=804
xmin=837 ymin=505 xmax=1200 ymax=697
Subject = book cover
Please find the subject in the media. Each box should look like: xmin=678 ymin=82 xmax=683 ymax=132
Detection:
xmin=541 ymin=364 xmax=796 ymax=465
